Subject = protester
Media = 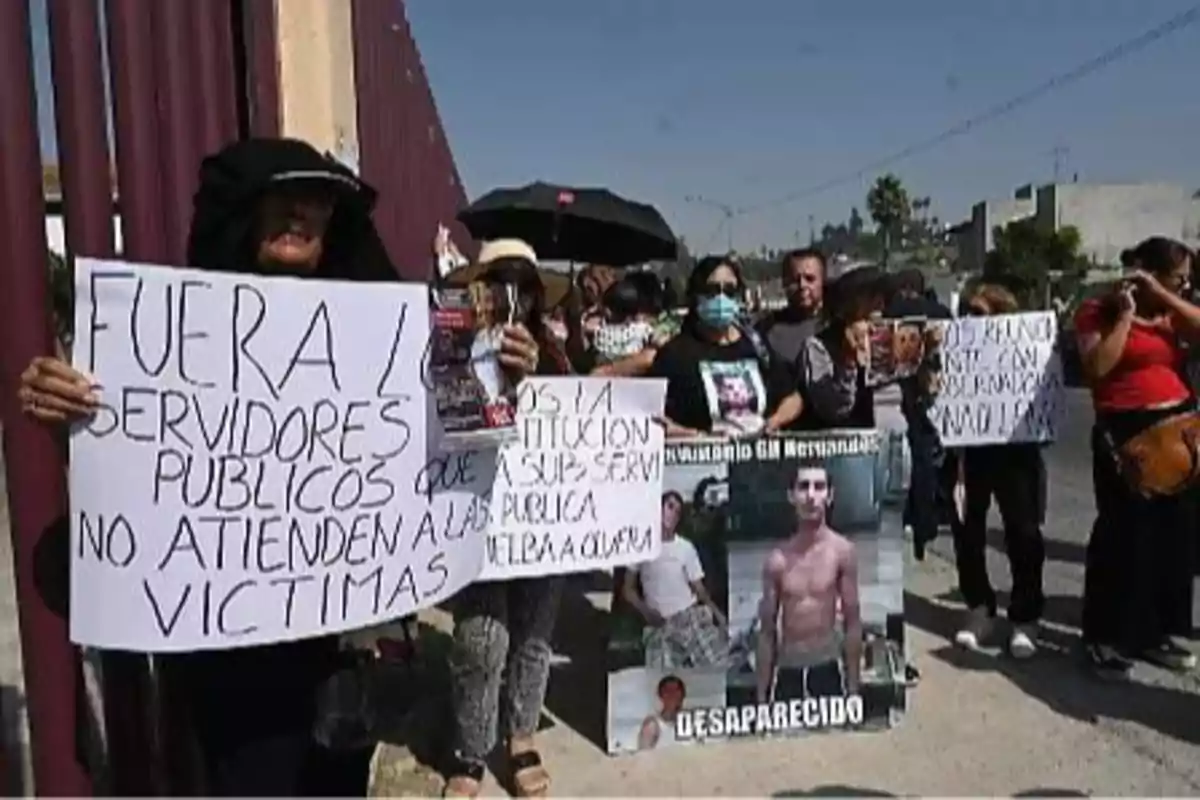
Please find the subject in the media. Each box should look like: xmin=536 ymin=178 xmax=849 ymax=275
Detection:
xmin=756 ymin=248 xmax=826 ymax=381
xmin=592 ymin=273 xmax=662 ymax=367
xmin=16 ymin=138 xmax=540 ymax=795
xmin=951 ymin=283 xmax=1047 ymax=658
xmin=650 ymin=255 xmax=803 ymax=437
xmin=884 ymin=268 xmax=953 ymax=559
xmin=444 ymin=241 xmax=570 ymax=799
xmin=1074 ymin=236 xmax=1199 ymax=678
xmin=794 ymin=266 xmax=887 ymax=429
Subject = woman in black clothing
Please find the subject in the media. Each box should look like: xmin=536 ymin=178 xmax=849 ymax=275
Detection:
xmin=950 ymin=283 xmax=1046 ymax=659
xmin=650 ymin=255 xmax=802 ymax=437
xmin=795 ymin=266 xmax=888 ymax=430
xmin=16 ymin=138 xmax=542 ymax=796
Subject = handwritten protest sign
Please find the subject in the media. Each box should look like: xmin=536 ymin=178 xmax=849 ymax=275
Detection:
xmin=69 ymin=259 xmax=493 ymax=652
xmin=480 ymin=377 xmax=667 ymax=580
xmin=928 ymin=311 xmax=1063 ymax=447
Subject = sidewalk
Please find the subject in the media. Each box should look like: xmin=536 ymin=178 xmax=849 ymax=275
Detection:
xmin=369 ymin=548 xmax=1200 ymax=797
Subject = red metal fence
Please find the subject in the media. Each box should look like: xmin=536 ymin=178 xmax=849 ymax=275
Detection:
xmin=0 ymin=0 xmax=469 ymax=792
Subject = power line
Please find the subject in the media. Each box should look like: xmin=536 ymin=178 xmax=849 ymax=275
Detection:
xmin=738 ymin=5 xmax=1200 ymax=217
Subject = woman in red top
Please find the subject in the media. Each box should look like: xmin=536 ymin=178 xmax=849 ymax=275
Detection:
xmin=1075 ymin=236 xmax=1199 ymax=679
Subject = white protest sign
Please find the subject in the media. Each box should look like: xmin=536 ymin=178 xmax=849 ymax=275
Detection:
xmin=928 ymin=311 xmax=1064 ymax=447
xmin=480 ymin=377 xmax=667 ymax=580
xmin=69 ymin=258 xmax=492 ymax=652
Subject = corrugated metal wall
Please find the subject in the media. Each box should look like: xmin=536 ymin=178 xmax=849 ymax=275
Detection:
xmin=353 ymin=0 xmax=475 ymax=282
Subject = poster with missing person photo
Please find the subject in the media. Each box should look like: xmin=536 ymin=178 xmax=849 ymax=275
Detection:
xmin=606 ymin=430 xmax=908 ymax=755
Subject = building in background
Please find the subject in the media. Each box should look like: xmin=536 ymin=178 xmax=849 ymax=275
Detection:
xmin=954 ymin=181 xmax=1200 ymax=273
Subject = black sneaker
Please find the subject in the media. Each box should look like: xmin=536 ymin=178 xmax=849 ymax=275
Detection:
xmin=1085 ymin=643 xmax=1132 ymax=680
xmin=1136 ymin=641 xmax=1197 ymax=672
xmin=903 ymin=664 xmax=921 ymax=687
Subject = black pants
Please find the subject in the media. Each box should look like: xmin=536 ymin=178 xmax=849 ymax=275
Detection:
xmin=773 ymin=659 xmax=844 ymax=701
xmin=952 ymin=444 xmax=1046 ymax=623
xmin=1084 ymin=410 xmax=1197 ymax=650
xmin=171 ymin=635 xmax=369 ymax=797
xmin=905 ymin=415 xmax=943 ymax=559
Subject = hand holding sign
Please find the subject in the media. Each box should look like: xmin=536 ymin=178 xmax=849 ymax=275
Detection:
xmin=69 ymin=259 xmax=492 ymax=652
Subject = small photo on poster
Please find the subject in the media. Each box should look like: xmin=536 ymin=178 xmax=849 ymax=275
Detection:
xmin=609 ymin=463 xmax=731 ymax=674
xmin=428 ymin=282 xmax=522 ymax=438
xmin=865 ymin=317 xmax=928 ymax=388
xmin=606 ymin=667 xmax=726 ymax=754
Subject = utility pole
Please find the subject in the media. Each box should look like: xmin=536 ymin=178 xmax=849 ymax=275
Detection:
xmin=686 ymin=195 xmax=739 ymax=253
xmin=1050 ymin=144 xmax=1070 ymax=184
xmin=808 ymin=214 xmax=815 ymax=245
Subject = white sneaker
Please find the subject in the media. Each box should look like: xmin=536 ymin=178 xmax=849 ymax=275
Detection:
xmin=953 ymin=607 xmax=993 ymax=651
xmin=1008 ymin=625 xmax=1037 ymax=659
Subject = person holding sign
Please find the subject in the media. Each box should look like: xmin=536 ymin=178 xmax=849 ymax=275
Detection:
xmin=794 ymin=266 xmax=887 ymax=430
xmin=444 ymin=244 xmax=569 ymax=799
xmin=649 ymin=255 xmax=802 ymax=438
xmin=1074 ymin=236 xmax=1199 ymax=679
xmin=950 ymin=283 xmax=1047 ymax=659
xmin=757 ymin=462 xmax=861 ymax=703
xmin=17 ymin=139 xmax=543 ymax=796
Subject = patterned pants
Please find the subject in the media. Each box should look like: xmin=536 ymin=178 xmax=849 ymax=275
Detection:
xmin=450 ymin=577 xmax=564 ymax=763
xmin=643 ymin=604 xmax=727 ymax=669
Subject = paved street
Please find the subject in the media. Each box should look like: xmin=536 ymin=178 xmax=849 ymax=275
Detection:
xmin=2 ymin=389 xmax=1199 ymax=795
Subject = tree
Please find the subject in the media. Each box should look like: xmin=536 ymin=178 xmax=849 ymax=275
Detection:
xmin=848 ymin=207 xmax=864 ymax=238
xmin=984 ymin=219 xmax=1088 ymax=308
xmin=866 ymin=174 xmax=910 ymax=267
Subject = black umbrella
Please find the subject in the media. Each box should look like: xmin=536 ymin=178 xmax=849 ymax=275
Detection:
xmin=457 ymin=181 xmax=677 ymax=266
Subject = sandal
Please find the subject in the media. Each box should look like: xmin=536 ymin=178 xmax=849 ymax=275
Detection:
xmin=442 ymin=755 xmax=484 ymax=798
xmin=510 ymin=749 xmax=551 ymax=797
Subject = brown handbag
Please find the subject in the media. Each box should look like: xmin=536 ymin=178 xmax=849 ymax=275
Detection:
xmin=1112 ymin=412 xmax=1200 ymax=497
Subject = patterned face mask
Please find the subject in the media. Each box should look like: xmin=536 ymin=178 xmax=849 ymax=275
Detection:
xmin=594 ymin=321 xmax=655 ymax=361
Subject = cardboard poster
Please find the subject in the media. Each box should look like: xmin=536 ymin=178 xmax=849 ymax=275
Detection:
xmin=479 ymin=376 xmax=667 ymax=580
xmin=606 ymin=431 xmax=908 ymax=754
xmin=928 ymin=311 xmax=1063 ymax=447
xmin=69 ymin=259 xmax=494 ymax=652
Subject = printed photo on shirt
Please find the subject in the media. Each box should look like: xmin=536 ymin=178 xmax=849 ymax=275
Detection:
xmin=607 ymin=432 xmax=907 ymax=754
xmin=698 ymin=359 xmax=767 ymax=429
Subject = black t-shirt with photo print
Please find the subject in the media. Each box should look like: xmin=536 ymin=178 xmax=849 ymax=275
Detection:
xmin=649 ymin=328 xmax=793 ymax=433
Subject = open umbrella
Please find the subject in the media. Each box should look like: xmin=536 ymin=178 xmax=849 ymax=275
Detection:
xmin=457 ymin=181 xmax=677 ymax=266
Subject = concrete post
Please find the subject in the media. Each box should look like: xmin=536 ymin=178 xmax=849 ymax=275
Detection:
xmin=274 ymin=0 xmax=360 ymax=172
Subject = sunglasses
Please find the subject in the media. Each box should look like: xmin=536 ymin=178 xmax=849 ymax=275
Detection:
xmin=700 ymin=282 xmax=740 ymax=298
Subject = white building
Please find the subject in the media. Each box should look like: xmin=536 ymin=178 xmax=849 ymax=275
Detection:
xmin=955 ymin=181 xmax=1200 ymax=273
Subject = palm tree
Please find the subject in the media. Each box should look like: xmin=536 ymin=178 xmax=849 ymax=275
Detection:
xmin=867 ymin=174 xmax=911 ymax=267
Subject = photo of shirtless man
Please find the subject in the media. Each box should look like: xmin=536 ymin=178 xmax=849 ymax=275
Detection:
xmin=756 ymin=462 xmax=862 ymax=703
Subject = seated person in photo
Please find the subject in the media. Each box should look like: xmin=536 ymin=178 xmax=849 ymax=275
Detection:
xmin=638 ymin=675 xmax=687 ymax=750
xmin=624 ymin=492 xmax=728 ymax=668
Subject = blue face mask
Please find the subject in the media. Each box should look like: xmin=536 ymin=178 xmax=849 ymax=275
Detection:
xmin=696 ymin=294 xmax=741 ymax=328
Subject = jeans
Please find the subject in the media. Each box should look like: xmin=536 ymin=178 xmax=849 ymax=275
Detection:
xmin=952 ymin=445 xmax=1047 ymax=624
xmin=1084 ymin=413 xmax=1196 ymax=650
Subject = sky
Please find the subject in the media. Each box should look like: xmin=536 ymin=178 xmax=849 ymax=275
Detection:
xmin=29 ymin=0 xmax=1200 ymax=254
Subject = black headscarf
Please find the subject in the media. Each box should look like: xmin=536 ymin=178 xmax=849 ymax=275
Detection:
xmin=185 ymin=137 xmax=396 ymax=282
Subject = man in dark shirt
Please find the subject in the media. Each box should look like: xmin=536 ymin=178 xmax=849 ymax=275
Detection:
xmin=883 ymin=269 xmax=953 ymax=560
xmin=757 ymin=248 xmax=826 ymax=381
